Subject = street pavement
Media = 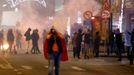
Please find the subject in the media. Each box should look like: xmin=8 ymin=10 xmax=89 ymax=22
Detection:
xmin=0 ymin=51 xmax=134 ymax=75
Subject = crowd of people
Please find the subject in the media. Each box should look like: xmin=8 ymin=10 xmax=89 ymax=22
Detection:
xmin=0 ymin=27 xmax=133 ymax=65
xmin=69 ymin=28 xmax=134 ymax=65
xmin=0 ymin=27 xmax=134 ymax=75
xmin=0 ymin=28 xmax=42 ymax=54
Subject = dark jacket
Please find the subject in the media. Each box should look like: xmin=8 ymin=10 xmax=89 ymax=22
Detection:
xmin=84 ymin=33 xmax=90 ymax=44
xmin=76 ymin=33 xmax=82 ymax=46
xmin=24 ymin=30 xmax=31 ymax=41
xmin=47 ymin=34 xmax=63 ymax=54
xmin=94 ymin=33 xmax=101 ymax=46
xmin=115 ymin=33 xmax=122 ymax=47
xmin=131 ymin=31 xmax=134 ymax=44
xmin=31 ymin=32 xmax=39 ymax=43
xmin=7 ymin=31 xmax=14 ymax=42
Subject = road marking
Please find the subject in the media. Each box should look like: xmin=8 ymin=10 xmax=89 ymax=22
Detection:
xmin=0 ymin=64 xmax=14 ymax=69
xmin=21 ymin=65 xmax=32 ymax=70
xmin=0 ymin=55 xmax=14 ymax=69
xmin=71 ymin=66 xmax=85 ymax=71
xmin=17 ymin=72 xmax=22 ymax=75
xmin=14 ymin=69 xmax=19 ymax=72
xmin=44 ymin=66 xmax=49 ymax=68
xmin=121 ymin=60 xmax=129 ymax=64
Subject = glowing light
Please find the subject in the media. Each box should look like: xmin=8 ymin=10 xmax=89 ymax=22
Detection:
xmin=118 ymin=0 xmax=125 ymax=32
xmin=15 ymin=8 xmax=18 ymax=12
xmin=2 ymin=4 xmax=7 ymax=7
xmin=67 ymin=16 xmax=71 ymax=36
xmin=91 ymin=16 xmax=95 ymax=20
xmin=49 ymin=16 xmax=54 ymax=20
xmin=0 ymin=43 xmax=9 ymax=50
xmin=3 ymin=44 xmax=9 ymax=50
xmin=77 ymin=17 xmax=82 ymax=24
xmin=77 ymin=11 xmax=82 ymax=24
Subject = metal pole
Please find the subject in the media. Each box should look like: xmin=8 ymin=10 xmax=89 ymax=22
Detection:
xmin=107 ymin=0 xmax=113 ymax=56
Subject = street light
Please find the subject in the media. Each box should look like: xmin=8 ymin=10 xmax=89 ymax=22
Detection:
xmin=91 ymin=16 xmax=95 ymax=20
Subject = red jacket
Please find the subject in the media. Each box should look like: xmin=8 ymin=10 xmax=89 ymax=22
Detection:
xmin=43 ymin=32 xmax=68 ymax=61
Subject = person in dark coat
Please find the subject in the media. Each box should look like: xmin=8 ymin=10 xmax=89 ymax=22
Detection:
xmin=24 ymin=28 xmax=31 ymax=54
xmin=110 ymin=30 xmax=116 ymax=54
xmin=72 ymin=32 xmax=77 ymax=58
xmin=115 ymin=29 xmax=123 ymax=61
xmin=76 ymin=29 xmax=83 ymax=59
xmin=130 ymin=29 xmax=134 ymax=65
xmin=44 ymin=27 xmax=68 ymax=75
xmin=84 ymin=29 xmax=91 ymax=59
xmin=31 ymin=29 xmax=40 ymax=54
xmin=94 ymin=31 xmax=101 ymax=57
xmin=7 ymin=29 xmax=15 ymax=53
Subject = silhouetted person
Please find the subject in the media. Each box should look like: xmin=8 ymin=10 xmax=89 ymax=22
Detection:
xmin=76 ymin=29 xmax=83 ymax=59
xmin=24 ymin=28 xmax=31 ymax=54
xmin=31 ymin=29 xmax=40 ymax=54
xmin=110 ymin=30 xmax=116 ymax=54
xmin=130 ymin=29 xmax=134 ymax=65
xmin=64 ymin=31 xmax=70 ymax=45
xmin=72 ymin=32 xmax=77 ymax=58
xmin=115 ymin=29 xmax=123 ymax=61
xmin=16 ymin=29 xmax=22 ymax=50
xmin=124 ymin=30 xmax=131 ymax=60
xmin=94 ymin=32 xmax=101 ymax=57
xmin=84 ymin=29 xmax=91 ymax=59
xmin=7 ymin=29 xmax=15 ymax=53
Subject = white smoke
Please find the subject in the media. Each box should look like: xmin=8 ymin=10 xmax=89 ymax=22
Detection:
xmin=18 ymin=0 xmax=102 ymax=34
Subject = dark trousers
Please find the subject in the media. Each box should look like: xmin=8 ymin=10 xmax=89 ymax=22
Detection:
xmin=94 ymin=44 xmax=99 ymax=57
xmin=130 ymin=43 xmax=134 ymax=65
xmin=73 ymin=47 xmax=77 ymax=58
xmin=48 ymin=54 xmax=61 ymax=75
xmin=117 ymin=45 xmax=122 ymax=61
xmin=76 ymin=44 xmax=81 ymax=59
xmin=31 ymin=41 xmax=40 ymax=54
xmin=126 ymin=46 xmax=131 ymax=59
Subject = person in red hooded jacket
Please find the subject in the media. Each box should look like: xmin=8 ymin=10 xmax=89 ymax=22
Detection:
xmin=44 ymin=27 xmax=68 ymax=75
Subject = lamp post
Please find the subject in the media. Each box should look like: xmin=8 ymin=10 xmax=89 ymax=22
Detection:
xmin=108 ymin=0 xmax=112 ymax=56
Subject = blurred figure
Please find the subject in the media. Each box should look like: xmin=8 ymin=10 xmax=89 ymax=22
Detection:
xmin=124 ymin=30 xmax=131 ymax=60
xmin=16 ymin=30 xmax=22 ymax=50
xmin=42 ymin=29 xmax=47 ymax=42
xmin=130 ymin=29 xmax=134 ymax=65
xmin=44 ymin=27 xmax=68 ymax=75
xmin=7 ymin=29 xmax=15 ymax=53
xmin=64 ymin=31 xmax=70 ymax=45
xmin=110 ymin=30 xmax=116 ymax=55
xmin=94 ymin=31 xmax=101 ymax=57
xmin=76 ymin=29 xmax=83 ymax=59
xmin=24 ymin=28 xmax=31 ymax=54
xmin=72 ymin=32 xmax=77 ymax=59
xmin=83 ymin=29 xmax=91 ymax=59
xmin=115 ymin=29 xmax=123 ymax=61
xmin=31 ymin=29 xmax=40 ymax=54
xmin=0 ymin=30 xmax=4 ymax=50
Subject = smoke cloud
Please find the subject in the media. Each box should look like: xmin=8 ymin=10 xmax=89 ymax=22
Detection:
xmin=18 ymin=0 xmax=102 ymax=34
